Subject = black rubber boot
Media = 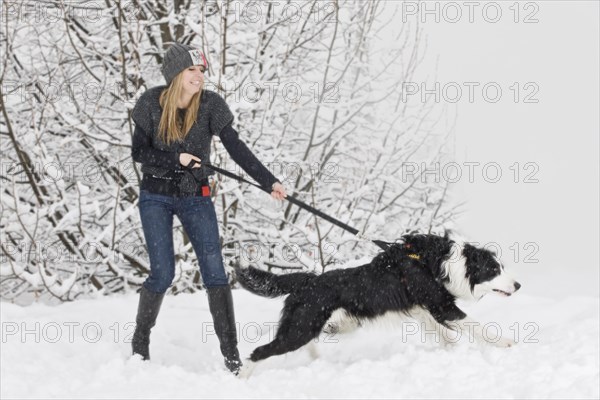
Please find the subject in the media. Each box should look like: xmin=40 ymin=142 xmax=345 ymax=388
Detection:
xmin=131 ymin=286 xmax=165 ymax=361
xmin=207 ymin=285 xmax=243 ymax=375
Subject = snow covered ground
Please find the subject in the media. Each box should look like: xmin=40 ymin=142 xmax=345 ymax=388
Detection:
xmin=2 ymin=285 xmax=598 ymax=399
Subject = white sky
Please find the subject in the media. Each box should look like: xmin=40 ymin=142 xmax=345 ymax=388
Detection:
xmin=401 ymin=1 xmax=599 ymax=295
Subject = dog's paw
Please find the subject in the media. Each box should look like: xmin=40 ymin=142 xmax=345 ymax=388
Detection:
xmin=237 ymin=360 xmax=256 ymax=379
xmin=491 ymin=336 xmax=517 ymax=348
xmin=438 ymin=337 xmax=457 ymax=348
xmin=322 ymin=322 xmax=339 ymax=335
xmin=305 ymin=341 xmax=320 ymax=360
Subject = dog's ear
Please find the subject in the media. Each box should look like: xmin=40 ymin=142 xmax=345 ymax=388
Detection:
xmin=401 ymin=232 xmax=421 ymax=247
xmin=461 ymin=243 xmax=482 ymax=264
xmin=420 ymin=235 xmax=454 ymax=281
xmin=462 ymin=242 xmax=498 ymax=261
xmin=443 ymin=229 xmax=451 ymax=240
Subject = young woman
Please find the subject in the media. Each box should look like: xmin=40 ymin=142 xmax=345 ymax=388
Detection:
xmin=130 ymin=42 xmax=286 ymax=375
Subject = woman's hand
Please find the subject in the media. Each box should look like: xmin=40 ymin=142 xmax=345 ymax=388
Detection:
xmin=179 ymin=153 xmax=201 ymax=168
xmin=271 ymin=182 xmax=287 ymax=200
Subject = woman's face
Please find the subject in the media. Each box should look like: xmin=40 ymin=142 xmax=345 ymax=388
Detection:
xmin=180 ymin=65 xmax=205 ymax=95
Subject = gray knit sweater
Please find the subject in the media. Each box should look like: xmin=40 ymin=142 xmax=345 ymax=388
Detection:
xmin=131 ymin=86 xmax=278 ymax=194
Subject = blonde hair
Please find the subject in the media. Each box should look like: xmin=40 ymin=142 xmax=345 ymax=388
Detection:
xmin=158 ymin=72 xmax=203 ymax=145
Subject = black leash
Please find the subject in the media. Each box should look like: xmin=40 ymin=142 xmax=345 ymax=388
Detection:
xmin=185 ymin=160 xmax=391 ymax=251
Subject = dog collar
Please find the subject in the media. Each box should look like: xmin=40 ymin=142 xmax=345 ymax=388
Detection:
xmin=407 ymin=253 xmax=421 ymax=260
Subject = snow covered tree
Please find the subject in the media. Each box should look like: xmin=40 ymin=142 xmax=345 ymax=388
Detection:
xmin=0 ymin=0 xmax=456 ymax=304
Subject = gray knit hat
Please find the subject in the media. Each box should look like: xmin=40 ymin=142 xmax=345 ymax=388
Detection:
xmin=161 ymin=42 xmax=208 ymax=86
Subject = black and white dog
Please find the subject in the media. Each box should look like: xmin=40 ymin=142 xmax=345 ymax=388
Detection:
xmin=236 ymin=233 xmax=521 ymax=377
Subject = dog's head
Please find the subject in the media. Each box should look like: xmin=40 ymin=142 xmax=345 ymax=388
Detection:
xmin=442 ymin=241 xmax=521 ymax=301
xmin=400 ymin=232 xmax=521 ymax=301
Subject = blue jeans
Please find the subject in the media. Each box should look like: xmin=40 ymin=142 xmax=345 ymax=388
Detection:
xmin=138 ymin=189 xmax=229 ymax=293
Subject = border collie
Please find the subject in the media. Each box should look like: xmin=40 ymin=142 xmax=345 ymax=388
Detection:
xmin=236 ymin=233 xmax=521 ymax=377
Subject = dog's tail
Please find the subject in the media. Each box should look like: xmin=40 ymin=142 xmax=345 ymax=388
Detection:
xmin=236 ymin=266 xmax=316 ymax=298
